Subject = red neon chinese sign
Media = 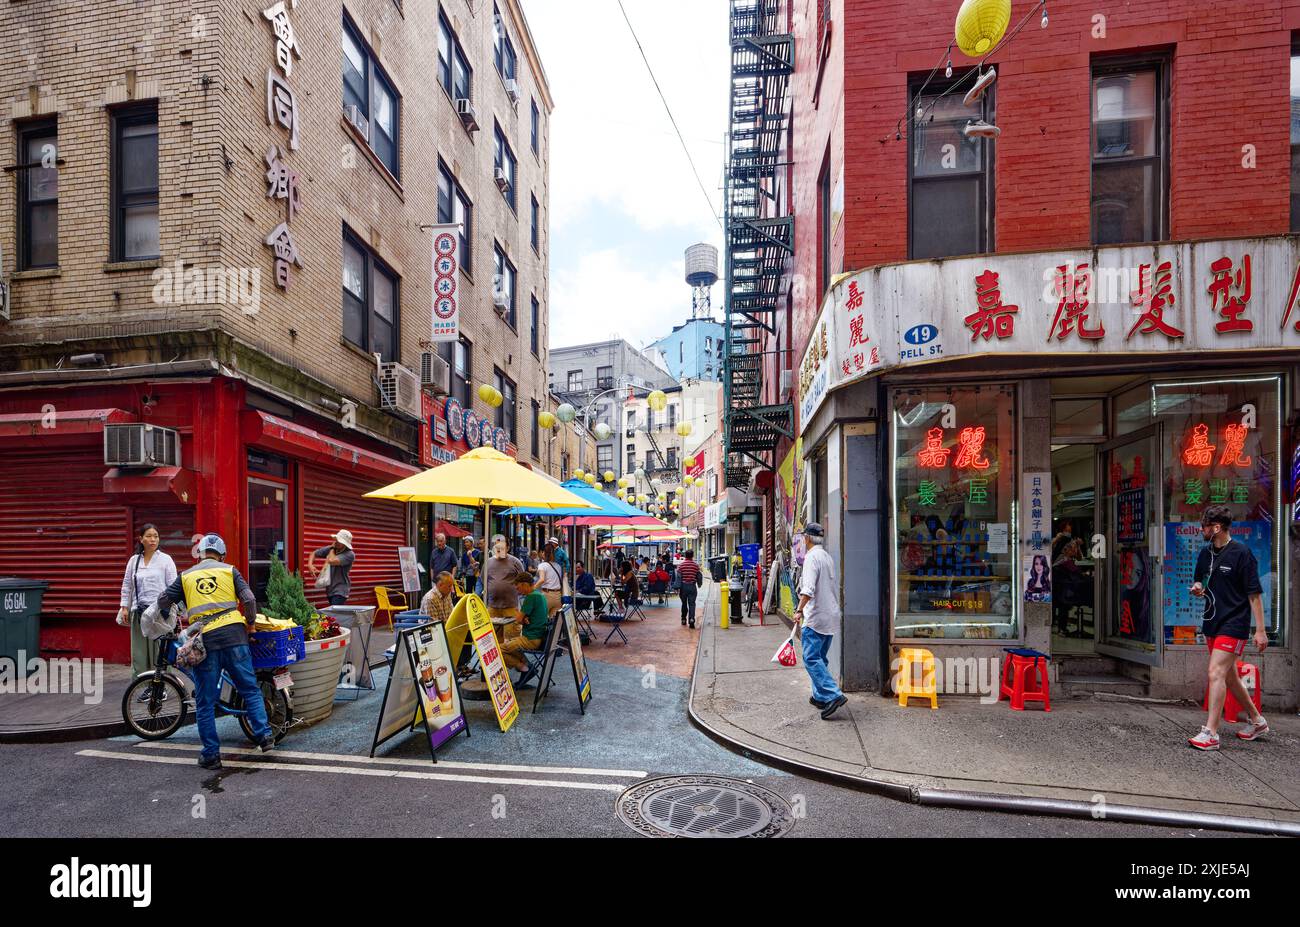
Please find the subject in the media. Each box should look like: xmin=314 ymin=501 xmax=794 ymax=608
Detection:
xmin=953 ymin=426 xmax=991 ymax=470
xmin=1219 ymin=424 xmax=1251 ymax=468
xmin=917 ymin=428 xmax=952 ymax=468
xmin=1182 ymin=424 xmax=1216 ymax=468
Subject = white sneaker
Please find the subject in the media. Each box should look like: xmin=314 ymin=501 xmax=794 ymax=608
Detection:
xmin=1235 ymin=717 xmax=1269 ymax=741
xmin=1187 ymin=727 xmax=1220 ymax=751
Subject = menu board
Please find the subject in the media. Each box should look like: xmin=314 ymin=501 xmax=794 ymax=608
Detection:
xmin=398 ymin=546 xmax=420 ymax=594
xmin=463 ymin=593 xmax=519 ymax=732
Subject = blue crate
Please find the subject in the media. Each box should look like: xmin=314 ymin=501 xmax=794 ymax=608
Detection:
xmin=250 ymin=626 xmax=306 ymax=669
xmin=738 ymin=543 xmax=761 ymax=568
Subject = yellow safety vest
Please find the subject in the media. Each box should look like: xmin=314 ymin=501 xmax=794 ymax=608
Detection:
xmin=180 ymin=560 xmax=246 ymax=635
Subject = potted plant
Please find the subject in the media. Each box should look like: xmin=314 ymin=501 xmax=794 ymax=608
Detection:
xmin=263 ymin=556 xmax=351 ymax=725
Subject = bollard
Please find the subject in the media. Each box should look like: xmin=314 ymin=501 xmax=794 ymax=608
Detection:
xmin=719 ymin=581 xmax=730 ymax=629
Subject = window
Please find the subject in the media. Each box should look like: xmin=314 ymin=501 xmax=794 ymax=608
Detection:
xmin=494 ymin=123 xmax=517 ymax=209
xmin=561 ymin=451 xmax=571 ymax=481
xmin=494 ymin=369 xmax=516 ymax=444
xmin=530 ymin=194 xmax=540 ymax=252
xmin=667 ymin=447 xmax=678 ymax=469
xmin=17 ymin=120 xmax=58 ymax=269
xmin=530 ymin=295 xmax=540 ymax=356
xmin=531 ymin=399 xmax=541 ymax=459
xmin=1091 ymin=59 xmax=1167 ymax=245
xmin=597 ymin=444 xmax=613 ymax=473
xmin=626 ymin=443 xmax=636 ymax=472
xmin=705 ymin=336 xmax=712 ymax=351
xmin=342 ymin=228 xmax=399 ymax=362
xmin=567 ymin=369 xmax=583 ymax=391
xmin=626 ymin=409 xmax=636 ymax=436
xmin=647 ymin=407 xmax=656 ymax=431
xmin=668 ymin=404 xmax=677 ymax=429
xmin=342 ymin=16 xmax=400 ymax=177
xmin=493 ymin=244 xmax=516 ymax=327
xmin=679 ymin=342 xmax=684 ymax=365
xmin=111 ymin=104 xmax=159 ymax=261
xmin=438 ymin=336 xmax=473 ymax=407
xmin=437 ymin=13 xmax=472 ymax=103
xmin=1290 ymin=44 xmax=1300 ymax=230
xmin=531 ymin=98 xmax=540 ymax=155
xmin=596 ymin=366 xmax=613 ymax=389
xmin=436 ymin=161 xmax=473 ymax=272
xmin=494 ymin=4 xmax=517 ymax=81
xmin=909 ymin=77 xmax=993 ymax=259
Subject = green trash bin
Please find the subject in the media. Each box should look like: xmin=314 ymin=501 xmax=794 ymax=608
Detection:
xmin=0 ymin=577 xmax=49 ymax=674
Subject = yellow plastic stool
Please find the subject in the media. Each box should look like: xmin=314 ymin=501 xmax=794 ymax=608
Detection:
xmin=896 ymin=647 xmax=938 ymax=709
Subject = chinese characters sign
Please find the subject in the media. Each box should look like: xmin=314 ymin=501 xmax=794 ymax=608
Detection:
xmin=261 ymin=1 xmax=304 ymax=290
xmin=428 ymin=224 xmax=461 ymax=342
xmin=1020 ymin=472 xmax=1052 ymax=605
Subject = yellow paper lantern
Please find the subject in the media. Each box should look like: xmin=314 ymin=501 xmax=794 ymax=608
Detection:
xmin=618 ymin=476 xmax=631 ymax=489
xmin=675 ymin=422 xmax=693 ymax=437
xmin=478 ymin=383 xmax=503 ymax=407
xmin=688 ymin=501 xmax=698 ymax=510
xmin=537 ymin=410 xmax=557 ymax=430
xmin=647 ymin=389 xmax=668 ymax=412
xmin=573 ymin=468 xmax=585 ymax=481
xmin=683 ymin=455 xmax=696 ymax=469
xmin=603 ymin=470 xmax=615 ymax=483
xmin=954 ymin=0 xmax=1011 ymax=58
xmin=617 ymin=488 xmax=627 ymax=499
xmin=638 ymin=494 xmax=648 ymax=503
xmin=585 ymin=472 xmax=597 ymax=485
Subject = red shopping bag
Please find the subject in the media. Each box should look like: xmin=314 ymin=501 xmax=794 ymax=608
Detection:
xmin=771 ymin=631 xmax=798 ymax=667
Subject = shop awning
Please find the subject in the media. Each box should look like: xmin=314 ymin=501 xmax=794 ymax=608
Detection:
xmin=0 ymin=407 xmax=133 ymax=443
xmin=103 ymin=466 xmax=199 ymax=505
xmin=241 ymin=411 xmax=420 ymax=482
xmin=436 ymin=518 xmax=470 ymax=539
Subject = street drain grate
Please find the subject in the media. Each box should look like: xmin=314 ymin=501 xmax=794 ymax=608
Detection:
xmin=616 ymin=776 xmax=795 ymax=838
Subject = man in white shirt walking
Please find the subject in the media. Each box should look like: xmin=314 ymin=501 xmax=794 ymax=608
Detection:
xmin=793 ymin=523 xmax=846 ymax=719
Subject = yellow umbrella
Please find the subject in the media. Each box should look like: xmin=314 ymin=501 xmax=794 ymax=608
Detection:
xmin=364 ymin=446 xmax=597 ymax=509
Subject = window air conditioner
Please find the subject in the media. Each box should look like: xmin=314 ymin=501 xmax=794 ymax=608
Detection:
xmin=343 ymin=103 xmax=369 ymax=138
xmin=377 ymin=362 xmax=423 ymax=420
xmin=419 ymin=351 xmax=451 ymax=396
xmin=455 ymin=98 xmax=479 ymax=132
xmin=104 ymin=423 xmax=181 ymax=469
xmin=779 ymin=368 xmax=794 ymax=400
xmin=494 ymin=168 xmax=510 ymax=192
xmin=492 ymin=275 xmax=509 ymax=313
xmin=503 ymin=79 xmax=520 ymax=104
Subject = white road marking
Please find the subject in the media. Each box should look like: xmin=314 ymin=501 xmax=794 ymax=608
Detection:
xmin=132 ymin=740 xmax=648 ymax=778
xmin=76 ymin=749 xmax=631 ymax=793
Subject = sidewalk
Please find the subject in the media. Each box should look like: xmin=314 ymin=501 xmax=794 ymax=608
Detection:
xmin=690 ymin=606 xmax=1300 ymax=833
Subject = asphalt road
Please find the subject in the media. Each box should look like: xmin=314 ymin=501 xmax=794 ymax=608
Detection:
xmin=0 ymin=655 xmax=1234 ymax=839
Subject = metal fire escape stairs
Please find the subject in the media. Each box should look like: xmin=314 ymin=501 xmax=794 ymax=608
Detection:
xmin=723 ymin=0 xmax=794 ymax=490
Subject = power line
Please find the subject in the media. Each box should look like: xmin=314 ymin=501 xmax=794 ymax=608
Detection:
xmin=615 ymin=0 xmax=724 ymax=230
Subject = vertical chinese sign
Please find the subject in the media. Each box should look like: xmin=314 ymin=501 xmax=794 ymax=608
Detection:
xmin=262 ymin=2 xmax=304 ymax=288
xmin=429 ymin=223 xmax=461 ymax=343
xmin=1020 ymin=472 xmax=1052 ymax=605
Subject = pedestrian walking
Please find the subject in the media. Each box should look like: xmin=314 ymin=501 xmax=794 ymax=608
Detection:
xmin=308 ymin=529 xmax=355 ymax=606
xmin=461 ymin=536 xmax=483 ymax=595
xmin=535 ymin=544 xmax=564 ymax=617
xmin=676 ymin=549 xmax=704 ymax=629
xmin=1187 ymin=504 xmax=1270 ymax=751
xmin=793 ymin=523 xmax=846 ymax=719
xmin=153 ymin=534 xmax=274 ymax=769
xmin=483 ymin=534 xmax=525 ymax=623
xmin=429 ymin=531 xmax=458 ymax=585
xmin=549 ymin=536 xmax=570 ymax=576
xmin=117 ymin=523 xmax=178 ymax=679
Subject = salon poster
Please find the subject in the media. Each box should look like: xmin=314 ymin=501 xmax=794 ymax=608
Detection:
xmin=1163 ymin=520 xmax=1274 ymax=643
xmin=1020 ymin=472 xmax=1051 ymax=604
xmin=398 ymin=546 xmax=420 ymax=594
xmin=409 ymin=622 xmax=467 ymax=751
xmin=464 ymin=593 xmax=519 ymax=732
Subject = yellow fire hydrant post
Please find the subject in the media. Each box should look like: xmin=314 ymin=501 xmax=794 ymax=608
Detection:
xmin=719 ymin=581 xmax=730 ymax=629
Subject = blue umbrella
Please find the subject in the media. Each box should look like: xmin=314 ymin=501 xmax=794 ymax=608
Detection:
xmin=503 ymin=479 xmax=642 ymax=518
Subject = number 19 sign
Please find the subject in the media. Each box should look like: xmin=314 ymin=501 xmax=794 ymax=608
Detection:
xmin=430 ymin=223 xmax=461 ymax=343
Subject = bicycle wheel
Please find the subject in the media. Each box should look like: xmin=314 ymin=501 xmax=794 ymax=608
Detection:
xmin=121 ymin=674 xmax=188 ymax=740
xmin=236 ymin=678 xmax=293 ymax=744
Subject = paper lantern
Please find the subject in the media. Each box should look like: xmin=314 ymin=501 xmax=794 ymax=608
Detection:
xmin=585 ymin=472 xmax=597 ymax=485
xmin=537 ymin=410 xmax=556 ymax=430
xmin=478 ymin=383 xmax=503 ymax=407
xmin=635 ymin=467 xmax=646 ymax=481
xmin=954 ymin=0 xmax=1011 ymax=57
xmin=556 ymin=403 xmax=577 ymax=423
xmin=573 ymin=468 xmax=585 ymax=480
xmin=647 ymin=389 xmax=668 ymax=412
xmin=603 ymin=470 xmax=615 ymax=483
xmin=683 ymin=455 xmax=696 ymax=469
xmin=593 ymin=422 xmax=612 ymax=441
xmin=618 ymin=476 xmax=631 ymax=489
xmin=638 ymin=494 xmax=649 ymax=503
xmin=688 ymin=501 xmax=698 ymax=510
xmin=617 ymin=489 xmax=627 ymax=498
xmin=675 ymin=422 xmax=693 ymax=437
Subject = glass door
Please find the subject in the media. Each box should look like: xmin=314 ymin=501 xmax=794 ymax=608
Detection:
xmin=248 ymin=477 xmax=288 ymax=603
xmin=1097 ymin=425 xmax=1163 ymax=666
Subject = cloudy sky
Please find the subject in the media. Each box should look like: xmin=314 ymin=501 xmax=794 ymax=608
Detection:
xmin=522 ymin=0 xmax=728 ymax=351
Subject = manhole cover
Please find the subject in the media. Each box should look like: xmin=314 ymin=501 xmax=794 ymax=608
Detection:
xmin=616 ymin=775 xmax=795 ymax=838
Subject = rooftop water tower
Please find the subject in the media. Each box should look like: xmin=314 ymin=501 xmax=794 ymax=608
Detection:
xmin=684 ymin=243 xmax=719 ymax=319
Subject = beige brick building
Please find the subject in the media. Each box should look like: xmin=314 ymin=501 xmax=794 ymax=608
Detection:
xmin=0 ymin=0 xmax=558 ymax=661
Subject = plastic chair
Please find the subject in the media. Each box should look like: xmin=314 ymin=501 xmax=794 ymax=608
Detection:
xmin=373 ymin=586 xmax=408 ymax=628
xmin=895 ymin=647 xmax=938 ymax=709
xmin=999 ymin=648 xmax=1051 ymax=711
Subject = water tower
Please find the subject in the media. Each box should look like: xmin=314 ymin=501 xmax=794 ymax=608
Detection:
xmin=684 ymin=243 xmax=719 ymax=319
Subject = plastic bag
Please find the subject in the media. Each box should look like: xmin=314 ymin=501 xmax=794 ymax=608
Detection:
xmin=770 ymin=631 xmax=798 ymax=667
xmin=139 ymin=600 xmax=179 ymax=641
xmin=174 ymin=624 xmax=208 ymax=668
xmin=314 ymin=563 xmax=331 ymax=590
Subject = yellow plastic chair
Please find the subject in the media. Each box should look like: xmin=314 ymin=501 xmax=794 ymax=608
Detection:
xmin=373 ymin=586 xmax=408 ymax=628
xmin=896 ymin=647 xmax=938 ymax=709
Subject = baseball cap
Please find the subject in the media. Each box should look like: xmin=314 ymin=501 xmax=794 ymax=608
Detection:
xmin=333 ymin=529 xmax=354 ymax=549
xmin=805 ymin=523 xmax=825 ymax=538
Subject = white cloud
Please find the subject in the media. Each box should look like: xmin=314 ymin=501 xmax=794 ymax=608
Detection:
xmin=549 ymin=248 xmax=692 ymax=350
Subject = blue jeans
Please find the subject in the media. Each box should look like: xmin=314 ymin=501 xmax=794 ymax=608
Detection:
xmin=801 ymin=627 xmax=843 ymax=704
xmin=680 ymin=583 xmax=698 ymax=621
xmin=192 ymin=644 xmax=272 ymax=760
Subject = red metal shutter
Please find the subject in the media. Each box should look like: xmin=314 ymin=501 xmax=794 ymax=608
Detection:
xmin=300 ymin=466 xmax=408 ymax=610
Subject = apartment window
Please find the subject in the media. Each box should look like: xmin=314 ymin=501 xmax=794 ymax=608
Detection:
xmin=597 ymin=445 xmax=613 ymax=473
xmin=909 ymin=77 xmax=993 ymax=259
xmin=494 ymin=4 xmax=517 ymax=81
xmin=626 ymin=443 xmax=636 ymax=472
xmin=567 ymin=369 xmax=583 ymax=391
xmin=647 ymin=407 xmax=656 ymax=431
xmin=494 ymin=369 xmax=516 ymax=443
xmin=111 ymin=104 xmax=159 ymax=261
xmin=494 ymin=123 xmax=517 ymax=210
xmin=530 ymin=194 xmax=540 ymax=252
xmin=531 ymin=98 xmax=540 ymax=155
xmin=438 ymin=336 xmax=473 ymax=406
xmin=667 ymin=447 xmax=678 ymax=469
xmin=679 ymin=342 xmax=684 ymax=364
xmin=437 ymin=161 xmax=473 ymax=273
xmin=530 ymin=296 xmax=540 ymax=356
xmin=437 ymin=13 xmax=472 ymax=103
xmin=18 ymin=120 xmax=58 ymax=269
xmin=668 ymin=404 xmax=677 ymax=429
xmin=342 ymin=16 xmax=400 ymax=177
xmin=817 ymin=157 xmax=830 ymax=295
xmin=493 ymin=245 xmax=516 ymax=328
xmin=626 ymin=409 xmax=636 ymax=436
xmin=1293 ymin=44 xmax=1300 ymax=230
xmin=342 ymin=229 xmax=399 ymax=362
xmin=596 ymin=366 xmax=613 ymax=389
xmin=705 ymin=336 xmax=712 ymax=351
xmin=531 ymin=399 xmax=541 ymax=458
xmin=1091 ymin=59 xmax=1167 ymax=245
xmin=562 ymin=451 xmax=571 ymax=481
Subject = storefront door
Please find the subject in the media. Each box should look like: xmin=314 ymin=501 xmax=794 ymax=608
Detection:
xmin=248 ymin=477 xmax=289 ymax=602
xmin=1097 ymin=426 xmax=1164 ymax=667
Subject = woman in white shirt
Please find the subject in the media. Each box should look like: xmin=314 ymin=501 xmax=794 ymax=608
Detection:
xmin=117 ymin=524 xmax=178 ymax=677
xmin=534 ymin=545 xmax=564 ymax=618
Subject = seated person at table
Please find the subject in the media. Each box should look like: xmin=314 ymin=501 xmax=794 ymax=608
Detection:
xmin=502 ymin=572 xmax=548 ymax=674
xmin=420 ymin=571 xmax=456 ymax=623
xmin=573 ymin=561 xmax=598 ymax=610
xmin=616 ymin=561 xmax=640 ymax=608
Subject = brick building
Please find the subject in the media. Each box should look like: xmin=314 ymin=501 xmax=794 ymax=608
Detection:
xmin=0 ymin=0 xmax=554 ymax=661
xmin=726 ymin=0 xmax=1300 ymax=706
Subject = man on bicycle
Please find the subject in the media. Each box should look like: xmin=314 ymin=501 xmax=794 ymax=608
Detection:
xmin=155 ymin=534 xmax=275 ymax=769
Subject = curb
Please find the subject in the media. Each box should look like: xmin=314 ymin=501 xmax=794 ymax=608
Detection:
xmin=686 ymin=611 xmax=1300 ymax=837
xmin=0 ymin=720 xmax=134 ymax=745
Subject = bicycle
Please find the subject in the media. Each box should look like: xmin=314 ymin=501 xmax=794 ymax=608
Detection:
xmin=741 ymin=568 xmax=758 ymax=620
xmin=121 ymin=632 xmax=295 ymax=744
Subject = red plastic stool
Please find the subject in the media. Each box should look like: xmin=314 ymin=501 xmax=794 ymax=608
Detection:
xmin=999 ymin=648 xmax=1051 ymax=712
xmin=1201 ymin=660 xmax=1261 ymax=722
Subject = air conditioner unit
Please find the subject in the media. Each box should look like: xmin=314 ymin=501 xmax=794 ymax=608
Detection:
xmin=377 ymin=362 xmax=423 ymax=420
xmin=779 ymin=368 xmax=794 ymax=400
xmin=494 ymin=168 xmax=510 ymax=192
xmin=455 ymin=98 xmax=479 ymax=132
xmin=343 ymin=103 xmax=369 ymax=138
xmin=503 ymin=79 xmax=520 ymax=103
xmin=492 ymin=275 xmax=509 ymax=313
xmin=104 ymin=423 xmax=181 ymax=469
xmin=419 ymin=351 xmax=451 ymax=396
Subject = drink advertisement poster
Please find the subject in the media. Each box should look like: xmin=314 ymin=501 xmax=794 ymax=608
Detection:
xmin=464 ymin=594 xmax=519 ymax=732
xmin=408 ymin=623 xmax=466 ymax=751
xmin=398 ymin=546 xmax=420 ymax=594
xmin=1163 ymin=520 xmax=1275 ymax=643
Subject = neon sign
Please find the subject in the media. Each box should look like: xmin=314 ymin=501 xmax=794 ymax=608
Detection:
xmin=1181 ymin=422 xmax=1252 ymax=469
xmin=917 ymin=428 xmax=952 ymax=468
xmin=1181 ymin=423 xmax=1216 ymax=468
xmin=953 ymin=426 xmax=991 ymax=470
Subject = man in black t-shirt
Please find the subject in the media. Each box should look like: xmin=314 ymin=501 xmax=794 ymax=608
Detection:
xmin=1187 ymin=505 xmax=1269 ymax=751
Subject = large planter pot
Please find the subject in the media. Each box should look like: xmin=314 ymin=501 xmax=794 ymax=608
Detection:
xmin=289 ymin=626 xmax=351 ymax=725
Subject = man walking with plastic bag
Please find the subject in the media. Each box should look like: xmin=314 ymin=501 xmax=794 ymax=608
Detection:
xmin=793 ymin=523 xmax=846 ymax=719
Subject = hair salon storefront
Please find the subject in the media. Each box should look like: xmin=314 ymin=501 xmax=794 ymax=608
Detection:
xmin=797 ymin=236 xmax=1300 ymax=709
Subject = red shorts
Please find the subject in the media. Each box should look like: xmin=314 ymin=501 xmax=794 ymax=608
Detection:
xmin=1206 ymin=635 xmax=1246 ymax=656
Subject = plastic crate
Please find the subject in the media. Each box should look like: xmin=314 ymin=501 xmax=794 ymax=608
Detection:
xmin=738 ymin=543 xmax=761 ymax=568
xmin=250 ymin=626 xmax=306 ymax=669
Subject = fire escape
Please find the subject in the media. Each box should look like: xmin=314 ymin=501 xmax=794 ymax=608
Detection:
xmin=723 ymin=0 xmax=794 ymax=489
